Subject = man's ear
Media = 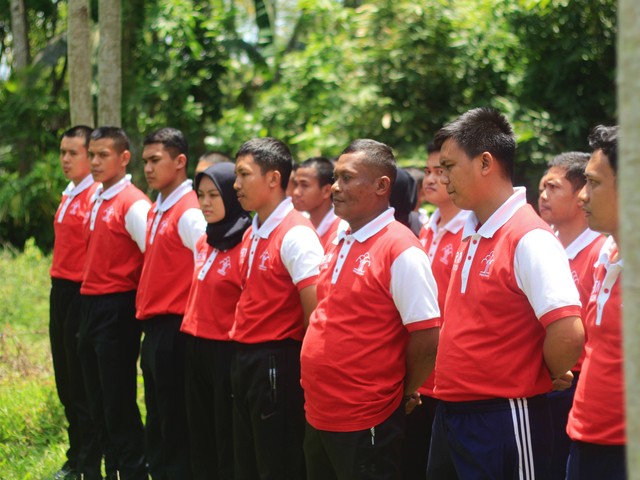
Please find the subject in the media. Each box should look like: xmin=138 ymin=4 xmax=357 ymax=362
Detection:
xmin=267 ymin=169 xmax=282 ymax=189
xmin=320 ymin=183 xmax=333 ymax=200
xmin=376 ymin=176 xmax=392 ymax=196
xmin=479 ymin=151 xmax=494 ymax=176
xmin=120 ymin=150 xmax=131 ymax=168
xmin=174 ymin=153 xmax=187 ymax=171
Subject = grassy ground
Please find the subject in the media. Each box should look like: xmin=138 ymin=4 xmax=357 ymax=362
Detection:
xmin=0 ymin=239 xmax=67 ymax=479
xmin=0 ymin=240 xmax=146 ymax=479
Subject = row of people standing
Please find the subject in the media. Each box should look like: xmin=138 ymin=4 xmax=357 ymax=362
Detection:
xmin=49 ymin=107 xmax=624 ymax=480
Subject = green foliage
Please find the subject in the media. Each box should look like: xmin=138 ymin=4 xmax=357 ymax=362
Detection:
xmin=0 ymin=150 xmax=66 ymax=252
xmin=0 ymin=0 xmax=620 ymax=248
xmin=508 ymin=0 xmax=617 ymax=149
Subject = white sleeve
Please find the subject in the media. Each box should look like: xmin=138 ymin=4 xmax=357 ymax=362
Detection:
xmin=280 ymin=225 xmax=323 ymax=285
xmin=125 ymin=199 xmax=151 ymax=253
xmin=389 ymin=246 xmax=441 ymax=325
xmin=178 ymin=208 xmax=207 ymax=254
xmin=514 ymin=229 xmax=581 ymax=319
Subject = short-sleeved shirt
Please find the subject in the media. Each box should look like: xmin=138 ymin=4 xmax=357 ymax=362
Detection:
xmin=81 ymin=175 xmax=151 ymax=295
xmin=564 ymin=228 xmax=606 ymax=371
xmin=136 ymin=180 xmax=206 ymax=319
xmin=567 ymin=236 xmax=624 ymax=445
xmin=315 ymin=208 xmax=342 ymax=249
xmin=434 ymin=188 xmax=581 ymax=401
xmin=230 ymin=197 xmax=324 ymax=343
xmin=181 ymin=234 xmax=246 ymax=341
xmin=50 ymin=175 xmax=98 ymax=282
xmin=301 ymin=208 xmax=441 ymax=431
xmin=417 ymin=208 xmax=469 ymax=396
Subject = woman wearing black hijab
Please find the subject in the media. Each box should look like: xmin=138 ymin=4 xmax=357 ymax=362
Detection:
xmin=181 ymin=163 xmax=251 ymax=480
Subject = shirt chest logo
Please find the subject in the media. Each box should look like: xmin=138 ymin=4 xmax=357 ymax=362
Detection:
xmin=452 ymin=250 xmax=464 ymax=271
xmin=353 ymin=252 xmax=371 ymax=276
xmin=217 ymin=256 xmax=232 ymax=276
xmin=68 ymin=200 xmax=81 ymax=216
xmin=102 ymin=206 xmax=115 ymax=223
xmin=258 ymin=250 xmax=270 ymax=271
xmin=439 ymin=243 xmax=454 ymax=265
xmin=158 ymin=219 xmax=169 ymax=236
xmin=319 ymin=253 xmax=333 ymax=272
xmin=479 ymin=251 xmax=495 ymax=278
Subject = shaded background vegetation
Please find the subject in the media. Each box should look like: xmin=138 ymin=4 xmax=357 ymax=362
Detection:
xmin=0 ymin=0 xmax=617 ymax=251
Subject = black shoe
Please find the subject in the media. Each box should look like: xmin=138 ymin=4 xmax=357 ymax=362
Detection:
xmin=53 ymin=465 xmax=80 ymax=480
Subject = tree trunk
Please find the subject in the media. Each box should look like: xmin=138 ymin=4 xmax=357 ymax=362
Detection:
xmin=68 ymin=0 xmax=94 ymax=126
xmin=9 ymin=0 xmax=30 ymax=69
xmin=98 ymin=0 xmax=121 ymax=126
xmin=619 ymin=0 xmax=640 ymax=477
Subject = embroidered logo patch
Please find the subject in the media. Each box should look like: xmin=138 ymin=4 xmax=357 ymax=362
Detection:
xmin=158 ymin=219 xmax=169 ymax=236
xmin=102 ymin=206 xmax=115 ymax=223
xmin=217 ymin=256 xmax=232 ymax=276
xmin=259 ymin=250 xmax=270 ymax=271
xmin=479 ymin=251 xmax=495 ymax=278
xmin=319 ymin=253 xmax=333 ymax=272
xmin=439 ymin=243 xmax=454 ymax=265
xmin=353 ymin=252 xmax=371 ymax=276
xmin=68 ymin=201 xmax=81 ymax=216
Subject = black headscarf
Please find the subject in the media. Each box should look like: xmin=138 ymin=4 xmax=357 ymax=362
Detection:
xmin=194 ymin=163 xmax=252 ymax=251
xmin=390 ymin=168 xmax=421 ymax=236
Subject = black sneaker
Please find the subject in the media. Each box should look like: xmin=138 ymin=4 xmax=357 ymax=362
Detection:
xmin=53 ymin=465 xmax=79 ymax=480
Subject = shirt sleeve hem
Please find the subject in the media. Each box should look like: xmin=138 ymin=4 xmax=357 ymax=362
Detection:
xmin=405 ymin=317 xmax=441 ymax=332
xmin=539 ymin=305 xmax=582 ymax=328
xmin=296 ymin=275 xmax=318 ymax=291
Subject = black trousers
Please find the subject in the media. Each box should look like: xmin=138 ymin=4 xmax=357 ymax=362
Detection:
xmin=401 ymin=395 xmax=439 ymax=480
xmin=78 ymin=291 xmax=147 ymax=480
xmin=49 ymin=278 xmax=102 ymax=478
xmin=140 ymin=314 xmax=191 ymax=480
xmin=230 ymin=340 xmax=306 ymax=480
xmin=304 ymin=403 xmax=405 ymax=480
xmin=184 ymin=335 xmax=234 ymax=480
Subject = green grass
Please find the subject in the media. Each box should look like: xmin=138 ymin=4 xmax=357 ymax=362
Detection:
xmin=0 ymin=239 xmax=67 ymax=479
xmin=0 ymin=240 xmax=147 ymax=479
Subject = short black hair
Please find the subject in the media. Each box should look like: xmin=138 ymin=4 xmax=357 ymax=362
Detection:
xmin=62 ymin=125 xmax=93 ymax=148
xmin=199 ymin=150 xmax=233 ymax=165
xmin=426 ymin=140 xmax=439 ymax=154
xmin=548 ymin=151 xmax=591 ymax=192
xmin=144 ymin=127 xmax=189 ymax=164
xmin=299 ymin=157 xmax=334 ymax=187
xmin=434 ymin=107 xmax=516 ymax=180
xmin=235 ymin=137 xmax=293 ymax=191
xmin=588 ymin=125 xmax=618 ymax=174
xmin=90 ymin=126 xmax=130 ymax=153
xmin=341 ymin=139 xmax=397 ymax=186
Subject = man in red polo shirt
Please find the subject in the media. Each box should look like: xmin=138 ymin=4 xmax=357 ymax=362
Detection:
xmin=301 ymin=139 xmax=441 ymax=479
xmin=231 ymin=137 xmax=324 ymax=479
xmin=403 ymin=141 xmax=469 ymax=479
xmin=78 ymin=127 xmax=151 ymax=480
xmin=292 ymin=156 xmax=342 ymax=249
xmin=538 ymin=151 xmax=606 ymax=479
xmin=427 ymin=107 xmax=584 ymax=479
xmin=50 ymin=126 xmax=102 ymax=480
xmin=136 ymin=127 xmax=206 ymax=479
xmin=566 ymin=125 xmax=625 ymax=480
